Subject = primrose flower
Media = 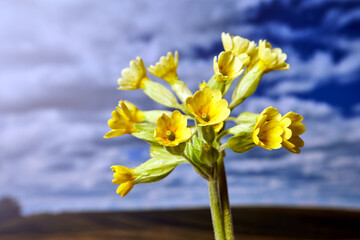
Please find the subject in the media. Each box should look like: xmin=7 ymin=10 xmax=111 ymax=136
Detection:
xmin=148 ymin=51 xmax=179 ymax=84
xmin=155 ymin=110 xmax=192 ymax=147
xmin=213 ymin=51 xmax=248 ymax=82
xmin=230 ymin=40 xmax=289 ymax=109
xmin=257 ymin=40 xmax=289 ymax=73
xmin=118 ymin=57 xmax=149 ymax=90
xmin=252 ymin=107 xmax=284 ymax=150
xmin=117 ymin=57 xmax=181 ymax=108
xmin=221 ymin=32 xmax=257 ymax=58
xmin=104 ymin=101 xmax=144 ymax=138
xmin=111 ymin=165 xmax=137 ymax=197
xmin=186 ymin=86 xmax=230 ymax=126
xmin=280 ymin=112 xmax=306 ymax=153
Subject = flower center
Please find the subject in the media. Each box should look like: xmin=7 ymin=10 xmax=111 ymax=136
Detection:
xmin=166 ymin=130 xmax=176 ymax=141
xmin=219 ymin=65 xmax=229 ymax=76
xmin=201 ymin=112 xmax=210 ymax=122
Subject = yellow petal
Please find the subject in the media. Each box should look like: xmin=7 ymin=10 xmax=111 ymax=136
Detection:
xmin=116 ymin=181 xmax=135 ymax=197
xmin=104 ymin=129 xmax=127 ymax=138
xmin=262 ymin=106 xmax=281 ymax=121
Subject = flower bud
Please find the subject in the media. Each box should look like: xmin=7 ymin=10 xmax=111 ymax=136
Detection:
xmin=198 ymin=125 xmax=216 ymax=144
xmin=184 ymin=136 xmax=219 ymax=179
xmin=199 ymin=143 xmax=219 ymax=167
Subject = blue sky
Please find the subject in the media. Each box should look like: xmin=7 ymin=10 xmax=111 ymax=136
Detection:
xmin=0 ymin=0 xmax=360 ymax=215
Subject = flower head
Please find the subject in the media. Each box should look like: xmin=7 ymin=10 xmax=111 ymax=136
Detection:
xmin=221 ymin=32 xmax=256 ymax=58
xmin=104 ymin=101 xmax=144 ymax=138
xmin=155 ymin=110 xmax=192 ymax=147
xmin=252 ymin=107 xmax=283 ymax=150
xmin=257 ymin=40 xmax=289 ymax=73
xmin=148 ymin=51 xmax=179 ymax=84
xmin=213 ymin=51 xmax=248 ymax=82
xmin=111 ymin=165 xmax=137 ymax=197
xmin=118 ymin=57 xmax=149 ymax=90
xmin=186 ymin=86 xmax=230 ymax=126
xmin=280 ymin=112 xmax=306 ymax=153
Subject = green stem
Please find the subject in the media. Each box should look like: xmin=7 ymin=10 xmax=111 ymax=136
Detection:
xmin=218 ymin=156 xmax=235 ymax=240
xmin=216 ymin=129 xmax=230 ymax=142
xmin=208 ymin=179 xmax=226 ymax=240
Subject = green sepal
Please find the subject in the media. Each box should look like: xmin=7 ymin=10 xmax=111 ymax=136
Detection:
xmin=227 ymin=122 xmax=255 ymax=136
xmin=208 ymin=75 xmax=226 ymax=94
xmin=184 ymin=136 xmax=218 ymax=179
xmin=171 ymin=79 xmax=193 ymax=103
xmin=226 ymin=131 xmax=255 ymax=153
xmin=150 ymin=144 xmax=187 ymax=161
xmin=185 ymin=135 xmax=202 ymax=165
xmin=234 ymin=112 xmax=259 ymax=124
xmin=198 ymin=125 xmax=215 ymax=145
xmin=223 ymin=120 xmax=256 ymax=153
xmin=143 ymin=110 xmax=172 ymax=123
xmin=165 ymin=142 xmax=186 ymax=156
xmin=230 ymin=63 xmax=264 ymax=109
xmin=131 ymin=123 xmax=156 ymax=143
xmin=133 ymin=156 xmax=187 ymax=184
xmin=142 ymin=80 xmax=181 ymax=109
xmin=207 ymin=75 xmax=234 ymax=96
xmin=200 ymin=143 xmax=219 ymax=167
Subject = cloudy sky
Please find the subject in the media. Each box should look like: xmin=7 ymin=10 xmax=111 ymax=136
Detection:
xmin=1 ymin=0 xmax=360 ymax=215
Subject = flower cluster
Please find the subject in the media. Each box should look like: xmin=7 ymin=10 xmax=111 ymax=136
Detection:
xmin=105 ymin=32 xmax=305 ymax=199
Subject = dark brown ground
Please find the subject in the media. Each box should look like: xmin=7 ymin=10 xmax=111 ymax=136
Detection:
xmin=0 ymin=206 xmax=360 ymax=240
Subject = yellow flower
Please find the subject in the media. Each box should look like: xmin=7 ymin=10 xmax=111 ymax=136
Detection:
xmin=252 ymin=107 xmax=283 ymax=150
xmin=155 ymin=110 xmax=192 ymax=147
xmin=186 ymin=86 xmax=230 ymax=126
xmin=280 ymin=112 xmax=306 ymax=154
xmin=111 ymin=165 xmax=137 ymax=197
xmin=104 ymin=101 xmax=144 ymax=138
xmin=213 ymin=51 xmax=248 ymax=82
xmin=257 ymin=40 xmax=289 ymax=73
xmin=148 ymin=51 xmax=179 ymax=84
xmin=221 ymin=32 xmax=257 ymax=58
xmin=252 ymin=107 xmax=306 ymax=153
xmin=118 ymin=57 xmax=149 ymax=90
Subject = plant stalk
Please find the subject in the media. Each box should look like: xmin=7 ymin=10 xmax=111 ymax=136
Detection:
xmin=208 ymin=179 xmax=226 ymax=240
xmin=218 ymin=156 xmax=235 ymax=240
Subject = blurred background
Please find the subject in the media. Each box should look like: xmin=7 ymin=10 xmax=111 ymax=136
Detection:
xmin=1 ymin=0 xmax=360 ymax=217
